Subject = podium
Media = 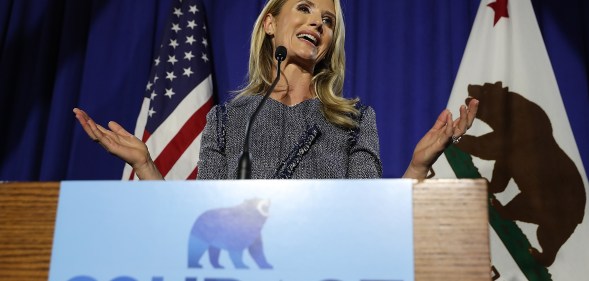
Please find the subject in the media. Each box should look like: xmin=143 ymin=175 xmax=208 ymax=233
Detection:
xmin=0 ymin=179 xmax=490 ymax=280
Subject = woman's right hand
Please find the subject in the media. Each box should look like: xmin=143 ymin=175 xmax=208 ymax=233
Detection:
xmin=73 ymin=108 xmax=163 ymax=180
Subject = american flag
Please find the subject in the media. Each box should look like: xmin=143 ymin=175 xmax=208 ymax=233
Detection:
xmin=123 ymin=0 xmax=214 ymax=180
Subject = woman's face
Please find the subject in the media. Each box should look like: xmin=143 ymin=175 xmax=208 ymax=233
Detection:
xmin=265 ymin=0 xmax=336 ymax=68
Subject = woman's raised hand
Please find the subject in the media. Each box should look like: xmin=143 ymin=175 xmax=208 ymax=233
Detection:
xmin=403 ymin=98 xmax=479 ymax=179
xmin=73 ymin=108 xmax=163 ymax=180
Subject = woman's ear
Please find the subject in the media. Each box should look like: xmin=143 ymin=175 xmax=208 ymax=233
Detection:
xmin=263 ymin=14 xmax=275 ymax=36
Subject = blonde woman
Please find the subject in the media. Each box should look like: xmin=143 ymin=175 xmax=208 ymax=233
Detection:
xmin=74 ymin=0 xmax=478 ymax=180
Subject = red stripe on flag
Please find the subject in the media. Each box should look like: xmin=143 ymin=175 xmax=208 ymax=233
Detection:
xmin=188 ymin=165 xmax=198 ymax=180
xmin=142 ymin=130 xmax=152 ymax=143
xmin=154 ymin=96 xmax=215 ymax=177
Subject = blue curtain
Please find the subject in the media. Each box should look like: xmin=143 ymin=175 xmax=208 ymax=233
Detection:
xmin=1 ymin=0 xmax=587 ymax=180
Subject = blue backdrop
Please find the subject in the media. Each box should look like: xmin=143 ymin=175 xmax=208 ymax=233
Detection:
xmin=1 ymin=0 xmax=587 ymax=180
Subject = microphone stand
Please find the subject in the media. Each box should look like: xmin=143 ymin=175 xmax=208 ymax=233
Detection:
xmin=237 ymin=46 xmax=287 ymax=179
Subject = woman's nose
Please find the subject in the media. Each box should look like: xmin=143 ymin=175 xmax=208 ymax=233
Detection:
xmin=309 ymin=15 xmax=323 ymax=32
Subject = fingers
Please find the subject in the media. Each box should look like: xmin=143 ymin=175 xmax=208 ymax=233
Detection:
xmin=107 ymin=121 xmax=138 ymax=148
xmin=90 ymin=120 xmax=110 ymax=146
xmin=466 ymin=98 xmax=479 ymax=128
xmin=444 ymin=110 xmax=454 ymax=137
xmin=432 ymin=109 xmax=451 ymax=130
xmin=72 ymin=108 xmax=88 ymax=126
xmin=415 ymin=99 xmax=480 ymax=167
xmin=73 ymin=108 xmax=121 ymax=148
xmin=452 ymin=104 xmax=468 ymax=137
xmin=429 ymin=109 xmax=454 ymax=145
xmin=430 ymin=112 xmax=454 ymax=160
xmin=73 ymin=108 xmax=100 ymax=141
xmin=108 ymin=121 xmax=133 ymax=138
xmin=452 ymin=98 xmax=479 ymax=138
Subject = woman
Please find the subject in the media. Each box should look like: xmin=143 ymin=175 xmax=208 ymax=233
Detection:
xmin=73 ymin=0 xmax=478 ymax=180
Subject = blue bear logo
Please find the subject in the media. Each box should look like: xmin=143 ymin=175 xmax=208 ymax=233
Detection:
xmin=188 ymin=198 xmax=273 ymax=269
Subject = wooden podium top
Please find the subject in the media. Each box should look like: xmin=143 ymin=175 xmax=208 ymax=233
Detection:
xmin=0 ymin=179 xmax=490 ymax=281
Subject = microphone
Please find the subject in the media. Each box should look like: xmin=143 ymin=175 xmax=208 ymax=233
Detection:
xmin=237 ymin=46 xmax=287 ymax=179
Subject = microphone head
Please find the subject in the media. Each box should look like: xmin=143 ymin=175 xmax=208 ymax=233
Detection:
xmin=275 ymin=46 xmax=287 ymax=62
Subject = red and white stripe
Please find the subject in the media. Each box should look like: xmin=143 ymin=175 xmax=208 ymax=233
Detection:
xmin=122 ymin=75 xmax=214 ymax=180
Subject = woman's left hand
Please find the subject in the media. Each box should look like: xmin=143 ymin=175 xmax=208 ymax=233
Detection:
xmin=403 ymin=98 xmax=479 ymax=179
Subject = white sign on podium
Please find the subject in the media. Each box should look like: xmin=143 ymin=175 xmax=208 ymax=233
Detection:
xmin=49 ymin=179 xmax=414 ymax=281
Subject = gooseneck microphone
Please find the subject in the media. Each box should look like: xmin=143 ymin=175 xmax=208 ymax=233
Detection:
xmin=237 ymin=46 xmax=287 ymax=179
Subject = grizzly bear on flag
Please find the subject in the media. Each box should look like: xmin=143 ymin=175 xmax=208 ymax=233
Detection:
xmin=457 ymin=81 xmax=586 ymax=267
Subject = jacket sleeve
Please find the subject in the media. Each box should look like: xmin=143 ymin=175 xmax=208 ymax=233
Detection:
xmin=196 ymin=104 xmax=228 ymax=179
xmin=347 ymin=106 xmax=383 ymax=178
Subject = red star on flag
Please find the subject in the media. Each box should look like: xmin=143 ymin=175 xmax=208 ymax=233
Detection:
xmin=487 ymin=0 xmax=509 ymax=26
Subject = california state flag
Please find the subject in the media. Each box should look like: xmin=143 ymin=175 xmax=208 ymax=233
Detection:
xmin=432 ymin=0 xmax=588 ymax=280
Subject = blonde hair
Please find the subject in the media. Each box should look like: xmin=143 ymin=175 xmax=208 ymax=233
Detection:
xmin=236 ymin=0 xmax=360 ymax=129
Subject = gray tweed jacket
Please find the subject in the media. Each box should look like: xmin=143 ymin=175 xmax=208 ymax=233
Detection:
xmin=196 ymin=95 xmax=382 ymax=179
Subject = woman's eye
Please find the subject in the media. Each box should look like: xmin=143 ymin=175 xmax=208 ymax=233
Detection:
xmin=322 ymin=17 xmax=333 ymax=26
xmin=297 ymin=4 xmax=310 ymax=13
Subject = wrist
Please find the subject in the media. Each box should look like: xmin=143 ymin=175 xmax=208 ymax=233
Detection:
xmin=133 ymin=157 xmax=163 ymax=180
xmin=403 ymin=161 xmax=430 ymax=180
